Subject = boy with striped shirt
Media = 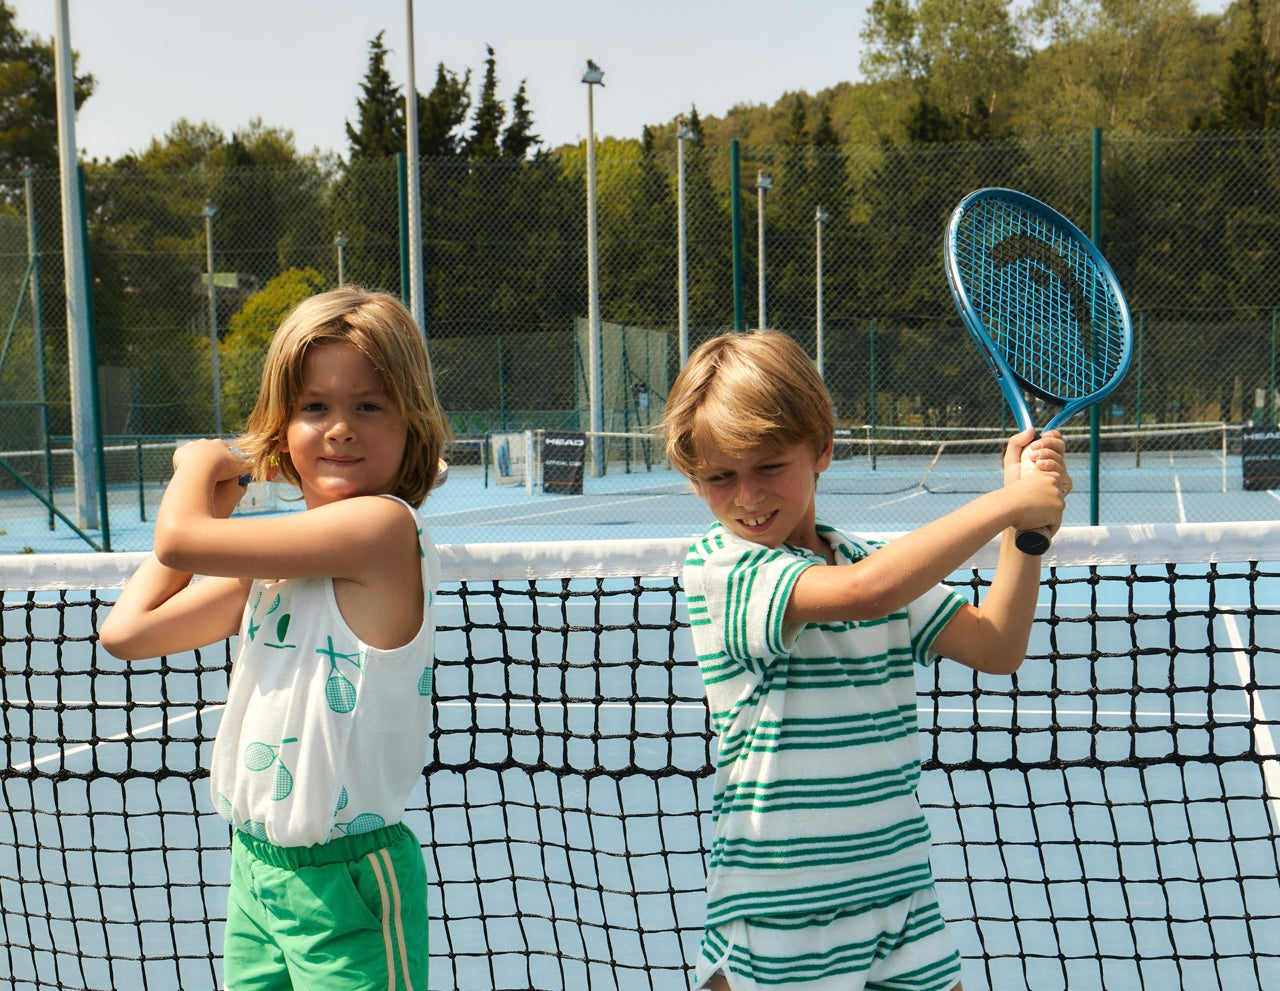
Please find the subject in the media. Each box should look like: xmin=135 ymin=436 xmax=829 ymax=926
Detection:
xmin=663 ymin=330 xmax=1070 ymax=991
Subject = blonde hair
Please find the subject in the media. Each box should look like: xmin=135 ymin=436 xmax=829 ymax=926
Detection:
xmin=237 ymin=286 xmax=450 ymax=507
xmin=663 ymin=329 xmax=833 ymax=478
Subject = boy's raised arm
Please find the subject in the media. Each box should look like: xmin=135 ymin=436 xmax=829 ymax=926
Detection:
xmin=786 ymin=430 xmax=1068 ymax=625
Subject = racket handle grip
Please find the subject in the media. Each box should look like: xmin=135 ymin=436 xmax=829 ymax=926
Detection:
xmin=1015 ymin=436 xmax=1053 ymax=556
xmin=1015 ymin=526 xmax=1052 ymax=555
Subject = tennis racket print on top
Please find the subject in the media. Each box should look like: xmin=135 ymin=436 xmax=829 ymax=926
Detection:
xmin=944 ymin=187 xmax=1134 ymax=555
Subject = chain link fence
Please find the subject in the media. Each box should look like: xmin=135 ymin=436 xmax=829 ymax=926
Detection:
xmin=1 ymin=130 xmax=1278 ymax=549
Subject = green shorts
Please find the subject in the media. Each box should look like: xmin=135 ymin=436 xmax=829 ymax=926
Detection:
xmin=223 ymin=822 xmax=428 ymax=991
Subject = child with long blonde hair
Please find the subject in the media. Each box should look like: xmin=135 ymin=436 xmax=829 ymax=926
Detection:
xmin=101 ymin=286 xmax=449 ymax=989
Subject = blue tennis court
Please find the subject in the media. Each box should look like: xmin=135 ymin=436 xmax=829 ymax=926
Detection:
xmin=3 ymin=420 xmax=1278 ymax=553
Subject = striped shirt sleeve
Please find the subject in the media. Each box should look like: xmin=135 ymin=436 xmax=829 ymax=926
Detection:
xmin=685 ymin=528 xmax=814 ymax=672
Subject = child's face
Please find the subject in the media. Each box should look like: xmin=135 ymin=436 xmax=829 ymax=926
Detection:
xmin=281 ymin=342 xmax=408 ymax=508
xmin=689 ymin=438 xmax=832 ymax=550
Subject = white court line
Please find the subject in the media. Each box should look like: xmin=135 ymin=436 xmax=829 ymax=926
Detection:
xmin=1268 ymin=490 xmax=1280 ymax=503
xmin=1221 ymin=612 xmax=1280 ymax=831
xmin=10 ymin=695 xmax=1243 ymax=720
xmin=443 ymin=699 xmax=1248 ymax=721
xmin=9 ymin=696 xmax=1253 ymax=772
xmin=1173 ymin=472 xmax=1187 ymax=522
xmin=8 ymin=704 xmax=220 ymax=774
xmin=868 ymin=489 xmax=931 ymax=511
xmin=429 ymin=490 xmax=678 ymax=526
xmin=17 ymin=698 xmax=1242 ymax=718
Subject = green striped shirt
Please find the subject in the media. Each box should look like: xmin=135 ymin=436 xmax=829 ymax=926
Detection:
xmin=684 ymin=521 xmax=965 ymax=926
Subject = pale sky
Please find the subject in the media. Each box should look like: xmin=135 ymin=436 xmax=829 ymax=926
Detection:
xmin=12 ymin=0 xmax=881 ymax=161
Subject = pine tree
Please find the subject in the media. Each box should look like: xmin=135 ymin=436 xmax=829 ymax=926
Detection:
xmin=501 ymin=80 xmax=540 ymax=159
xmin=344 ymin=32 xmax=403 ymax=159
xmin=812 ymin=102 xmax=839 ymax=147
xmin=785 ymin=95 xmax=808 ymax=147
xmin=465 ymin=45 xmax=504 ymax=158
xmin=686 ymin=105 xmax=704 ymax=142
xmin=418 ymin=63 xmax=470 ymax=157
xmin=1218 ymin=0 xmax=1279 ymax=129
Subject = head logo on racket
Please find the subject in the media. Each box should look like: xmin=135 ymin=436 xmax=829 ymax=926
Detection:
xmin=944 ymin=187 xmax=1134 ymax=555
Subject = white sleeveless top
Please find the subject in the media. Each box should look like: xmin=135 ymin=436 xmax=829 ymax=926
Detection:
xmin=208 ymin=496 xmax=438 ymax=847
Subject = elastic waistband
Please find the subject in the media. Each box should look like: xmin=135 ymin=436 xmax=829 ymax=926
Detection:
xmin=233 ymin=821 xmax=413 ymax=869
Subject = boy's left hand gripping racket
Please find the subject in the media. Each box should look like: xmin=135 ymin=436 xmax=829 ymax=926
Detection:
xmin=944 ymin=187 xmax=1134 ymax=555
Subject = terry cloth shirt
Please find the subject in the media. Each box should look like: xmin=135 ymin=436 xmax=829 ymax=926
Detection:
xmin=683 ymin=521 xmax=966 ymax=927
xmin=209 ymin=495 xmax=438 ymax=848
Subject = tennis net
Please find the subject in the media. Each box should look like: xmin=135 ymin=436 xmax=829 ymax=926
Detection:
xmin=1 ymin=522 xmax=1277 ymax=990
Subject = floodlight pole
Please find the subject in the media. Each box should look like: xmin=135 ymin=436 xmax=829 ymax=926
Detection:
xmin=21 ymin=166 xmax=46 ymax=410
xmin=756 ymin=171 xmax=772 ymax=329
xmin=203 ymin=202 xmax=223 ymax=436
xmin=23 ymin=164 xmax=54 ymax=531
xmin=335 ymin=232 xmax=348 ymax=286
xmin=404 ymin=0 xmax=425 ymax=336
xmin=54 ymin=0 xmax=99 ymax=528
xmin=583 ymin=60 xmax=605 ymax=476
xmin=815 ymin=206 xmax=829 ymax=379
xmin=677 ymin=119 xmax=697 ymax=367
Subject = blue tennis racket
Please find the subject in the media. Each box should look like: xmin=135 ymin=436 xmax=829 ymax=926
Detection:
xmin=944 ymin=187 xmax=1134 ymax=555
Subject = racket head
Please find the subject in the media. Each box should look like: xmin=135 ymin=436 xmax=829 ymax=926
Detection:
xmin=944 ymin=187 xmax=1134 ymax=432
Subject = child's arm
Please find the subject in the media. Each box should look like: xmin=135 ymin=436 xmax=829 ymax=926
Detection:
xmin=98 ymin=557 xmax=252 ymax=661
xmin=930 ymin=431 xmax=1069 ymax=674
xmin=149 ymin=439 xmax=418 ymax=582
xmin=151 ymin=439 xmax=422 ymax=648
xmin=99 ymin=469 xmax=254 ymax=660
xmin=103 ymin=436 xmax=425 ymax=658
xmin=786 ymin=429 xmax=1068 ymax=625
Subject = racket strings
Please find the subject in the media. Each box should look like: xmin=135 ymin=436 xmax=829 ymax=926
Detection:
xmin=956 ymin=203 xmax=1128 ymax=402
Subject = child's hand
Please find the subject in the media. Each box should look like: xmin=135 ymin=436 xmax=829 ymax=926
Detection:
xmin=172 ymin=438 xmax=250 ymax=482
xmin=212 ymin=475 xmax=251 ymax=519
xmin=172 ymin=440 xmax=252 ymax=519
xmin=1004 ymin=429 xmax=1071 ymax=487
xmin=1003 ymin=429 xmax=1071 ymax=534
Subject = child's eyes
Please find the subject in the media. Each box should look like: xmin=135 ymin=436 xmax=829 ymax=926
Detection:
xmin=296 ymin=401 xmax=386 ymax=414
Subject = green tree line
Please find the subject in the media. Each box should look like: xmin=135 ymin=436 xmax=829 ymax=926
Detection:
xmin=1 ymin=0 xmax=1279 ymax=444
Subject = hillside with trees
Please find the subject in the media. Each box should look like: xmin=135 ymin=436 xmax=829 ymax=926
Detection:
xmin=1 ymin=0 xmax=1278 ymax=447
